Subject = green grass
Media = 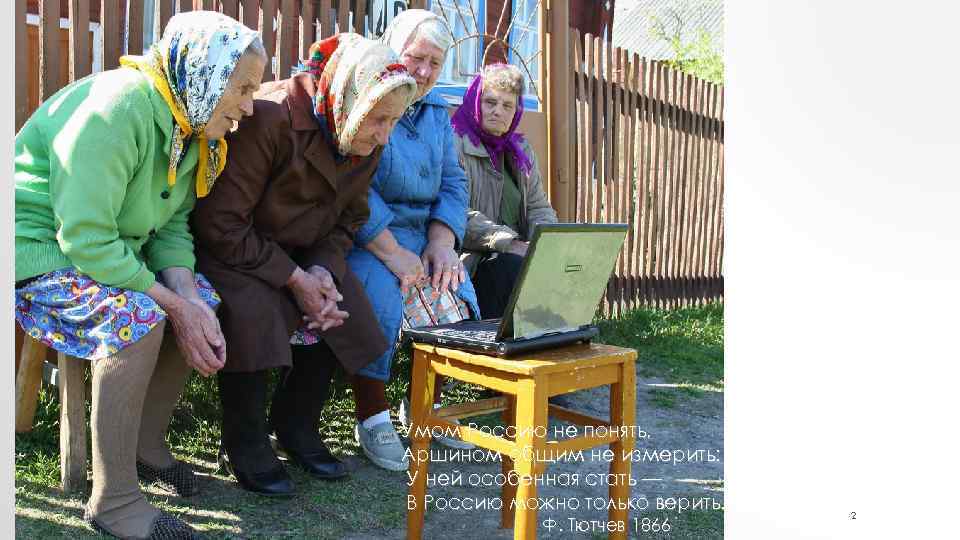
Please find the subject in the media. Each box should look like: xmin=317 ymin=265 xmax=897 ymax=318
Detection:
xmin=596 ymin=303 xmax=723 ymax=387
xmin=596 ymin=303 xmax=724 ymax=411
xmin=15 ymin=302 xmax=723 ymax=538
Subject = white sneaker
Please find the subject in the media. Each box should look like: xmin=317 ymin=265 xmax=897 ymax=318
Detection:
xmin=355 ymin=421 xmax=409 ymax=472
xmin=400 ymin=398 xmax=475 ymax=450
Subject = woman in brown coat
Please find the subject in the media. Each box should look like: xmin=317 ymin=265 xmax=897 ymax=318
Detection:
xmin=191 ymin=33 xmax=417 ymax=497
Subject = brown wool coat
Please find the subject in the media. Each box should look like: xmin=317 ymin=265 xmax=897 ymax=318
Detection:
xmin=191 ymin=73 xmax=388 ymax=374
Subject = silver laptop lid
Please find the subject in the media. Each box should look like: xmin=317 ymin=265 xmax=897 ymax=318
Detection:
xmin=499 ymin=223 xmax=628 ymax=340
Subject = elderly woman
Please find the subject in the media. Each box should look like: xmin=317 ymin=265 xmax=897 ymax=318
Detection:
xmin=191 ymin=34 xmax=417 ymax=496
xmin=452 ymin=64 xmax=559 ymax=318
xmin=14 ymin=12 xmax=265 ymax=539
xmin=346 ymin=9 xmax=480 ymax=472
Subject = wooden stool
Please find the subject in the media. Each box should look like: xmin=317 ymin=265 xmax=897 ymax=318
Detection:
xmin=406 ymin=342 xmax=638 ymax=540
xmin=15 ymin=329 xmax=88 ymax=493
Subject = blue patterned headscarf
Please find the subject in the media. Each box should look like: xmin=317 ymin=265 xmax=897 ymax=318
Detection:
xmin=120 ymin=11 xmax=260 ymax=197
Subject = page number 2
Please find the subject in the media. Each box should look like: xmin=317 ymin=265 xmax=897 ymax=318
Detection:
xmin=848 ymin=512 xmax=856 ymax=520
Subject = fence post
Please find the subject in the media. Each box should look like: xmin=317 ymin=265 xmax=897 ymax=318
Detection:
xmin=543 ymin=0 xmax=573 ymax=221
xmin=39 ymin=0 xmax=61 ymax=103
xmin=15 ymin=0 xmax=28 ymax=131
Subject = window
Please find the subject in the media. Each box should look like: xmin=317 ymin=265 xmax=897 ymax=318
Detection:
xmin=430 ymin=0 xmax=485 ymax=86
xmin=508 ymin=0 xmax=540 ymax=97
xmin=425 ymin=0 xmax=541 ymax=110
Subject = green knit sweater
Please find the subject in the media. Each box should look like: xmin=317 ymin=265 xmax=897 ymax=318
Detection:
xmin=15 ymin=67 xmax=201 ymax=292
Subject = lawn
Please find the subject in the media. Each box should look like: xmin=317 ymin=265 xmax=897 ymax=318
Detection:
xmin=15 ymin=302 xmax=723 ymax=539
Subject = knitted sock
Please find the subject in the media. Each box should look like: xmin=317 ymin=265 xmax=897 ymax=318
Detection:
xmin=137 ymin=330 xmax=192 ymax=468
xmin=86 ymin=322 xmax=165 ymax=539
xmin=352 ymin=374 xmax=388 ymax=423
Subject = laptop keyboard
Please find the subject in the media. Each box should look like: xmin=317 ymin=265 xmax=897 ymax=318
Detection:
xmin=430 ymin=327 xmax=498 ymax=342
xmin=428 ymin=319 xmax=500 ymax=343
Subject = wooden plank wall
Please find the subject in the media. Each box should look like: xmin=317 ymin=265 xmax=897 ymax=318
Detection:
xmin=15 ymin=0 xmax=379 ymax=129
xmin=571 ymin=29 xmax=725 ymax=313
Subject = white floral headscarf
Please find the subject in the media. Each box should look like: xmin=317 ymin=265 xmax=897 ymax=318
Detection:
xmin=120 ymin=10 xmax=260 ymax=197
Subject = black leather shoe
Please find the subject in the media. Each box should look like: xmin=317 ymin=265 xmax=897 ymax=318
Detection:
xmin=217 ymin=447 xmax=295 ymax=497
xmin=276 ymin=442 xmax=349 ymax=481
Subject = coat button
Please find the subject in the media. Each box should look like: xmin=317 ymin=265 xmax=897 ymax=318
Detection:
xmin=160 ymin=190 xmax=170 ymax=199
xmin=419 ymin=166 xmax=429 ymax=177
xmin=406 ymin=131 xmax=418 ymax=140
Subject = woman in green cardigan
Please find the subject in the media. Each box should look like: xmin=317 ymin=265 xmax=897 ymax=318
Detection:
xmin=14 ymin=11 xmax=266 ymax=539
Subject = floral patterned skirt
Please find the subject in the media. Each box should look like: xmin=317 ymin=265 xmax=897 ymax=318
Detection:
xmin=14 ymin=268 xmax=220 ymax=361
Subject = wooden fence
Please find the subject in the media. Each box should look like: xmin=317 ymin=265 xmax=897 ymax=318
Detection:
xmin=14 ymin=1 xmax=724 ymax=313
xmin=571 ymin=29 xmax=724 ymax=313
xmin=14 ymin=0 xmax=431 ymax=129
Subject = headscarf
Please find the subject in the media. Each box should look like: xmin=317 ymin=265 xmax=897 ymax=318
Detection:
xmin=119 ymin=11 xmax=259 ymax=198
xmin=381 ymin=9 xmax=454 ymax=57
xmin=298 ymin=33 xmax=417 ymax=157
xmin=450 ymin=69 xmax=534 ymax=176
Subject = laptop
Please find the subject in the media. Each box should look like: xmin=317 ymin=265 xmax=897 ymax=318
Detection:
xmin=402 ymin=223 xmax=629 ymax=357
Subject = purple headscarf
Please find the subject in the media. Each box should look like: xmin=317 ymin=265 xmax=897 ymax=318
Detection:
xmin=450 ymin=70 xmax=533 ymax=176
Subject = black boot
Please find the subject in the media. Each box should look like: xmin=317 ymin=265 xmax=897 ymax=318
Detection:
xmin=217 ymin=370 xmax=295 ymax=496
xmin=269 ymin=342 xmax=348 ymax=481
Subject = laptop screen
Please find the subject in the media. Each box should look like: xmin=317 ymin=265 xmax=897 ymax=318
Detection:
xmin=503 ymin=224 xmax=628 ymax=340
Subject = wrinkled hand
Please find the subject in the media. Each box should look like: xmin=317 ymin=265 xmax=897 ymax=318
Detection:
xmin=384 ymin=246 xmax=427 ymax=289
xmin=167 ymin=297 xmax=226 ymax=377
xmin=304 ymin=266 xmax=349 ymax=331
xmin=289 ymin=267 xmax=349 ymax=332
xmin=421 ymin=241 xmax=465 ymax=294
xmin=506 ymin=240 xmax=529 ymax=257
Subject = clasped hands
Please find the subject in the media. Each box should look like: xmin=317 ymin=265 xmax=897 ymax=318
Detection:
xmin=289 ymin=265 xmax=349 ymax=331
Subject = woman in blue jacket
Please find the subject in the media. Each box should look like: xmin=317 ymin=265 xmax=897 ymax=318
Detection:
xmin=346 ymin=9 xmax=479 ymax=471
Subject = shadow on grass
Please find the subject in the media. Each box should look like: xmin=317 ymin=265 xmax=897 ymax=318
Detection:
xmin=596 ymin=303 xmax=724 ymax=391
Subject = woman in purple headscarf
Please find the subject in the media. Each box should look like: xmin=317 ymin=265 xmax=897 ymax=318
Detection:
xmin=451 ymin=63 xmax=558 ymax=318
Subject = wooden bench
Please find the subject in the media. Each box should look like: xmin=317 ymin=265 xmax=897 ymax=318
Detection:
xmin=15 ymin=326 xmax=88 ymax=493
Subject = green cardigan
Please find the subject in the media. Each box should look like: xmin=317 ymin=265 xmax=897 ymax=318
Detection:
xmin=15 ymin=67 xmax=201 ymax=292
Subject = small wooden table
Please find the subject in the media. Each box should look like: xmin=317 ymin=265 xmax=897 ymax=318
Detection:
xmin=406 ymin=342 xmax=638 ymax=540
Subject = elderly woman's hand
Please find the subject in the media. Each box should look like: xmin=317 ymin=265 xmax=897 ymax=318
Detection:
xmin=148 ymin=272 xmax=226 ymax=377
xmin=166 ymin=297 xmax=227 ymax=376
xmin=383 ymin=246 xmax=427 ymax=288
xmin=288 ymin=266 xmax=349 ymax=331
xmin=421 ymin=241 xmax=465 ymax=294
xmin=421 ymin=221 xmax=465 ymax=294
xmin=506 ymin=240 xmax=529 ymax=257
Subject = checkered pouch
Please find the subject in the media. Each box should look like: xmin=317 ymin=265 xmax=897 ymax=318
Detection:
xmin=400 ymin=283 xmax=470 ymax=329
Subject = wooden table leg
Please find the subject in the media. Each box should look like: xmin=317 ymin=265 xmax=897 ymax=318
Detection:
xmin=407 ymin=350 xmax=438 ymax=540
xmin=608 ymin=358 xmax=636 ymax=540
xmin=500 ymin=394 xmax=517 ymax=529
xmin=512 ymin=376 xmax=547 ymax=540
xmin=59 ymin=352 xmax=88 ymax=493
xmin=15 ymin=337 xmax=48 ymax=433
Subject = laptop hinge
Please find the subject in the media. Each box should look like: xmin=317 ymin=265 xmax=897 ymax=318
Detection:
xmin=511 ymin=326 xmax=580 ymax=341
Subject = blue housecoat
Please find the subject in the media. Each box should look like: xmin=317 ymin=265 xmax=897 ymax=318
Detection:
xmin=347 ymin=90 xmax=480 ymax=381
